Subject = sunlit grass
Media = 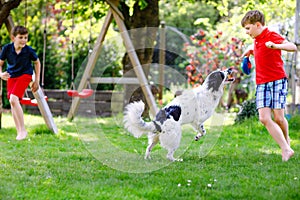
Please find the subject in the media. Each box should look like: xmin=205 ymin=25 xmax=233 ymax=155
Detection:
xmin=0 ymin=111 xmax=299 ymax=199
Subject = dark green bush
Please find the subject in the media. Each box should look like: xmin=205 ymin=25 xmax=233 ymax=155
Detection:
xmin=235 ymin=99 xmax=258 ymax=124
xmin=289 ymin=114 xmax=300 ymax=129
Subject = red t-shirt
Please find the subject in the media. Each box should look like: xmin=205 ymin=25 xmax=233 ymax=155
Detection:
xmin=254 ymin=28 xmax=286 ymax=84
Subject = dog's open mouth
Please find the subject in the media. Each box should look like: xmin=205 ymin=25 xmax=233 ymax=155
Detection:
xmin=226 ymin=78 xmax=235 ymax=82
xmin=225 ymin=74 xmax=235 ymax=83
xmin=225 ymin=68 xmax=235 ymax=83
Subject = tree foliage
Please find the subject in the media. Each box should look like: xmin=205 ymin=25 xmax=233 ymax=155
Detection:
xmin=159 ymin=0 xmax=220 ymax=36
xmin=180 ymin=0 xmax=296 ymax=84
xmin=0 ymin=0 xmax=297 ymax=91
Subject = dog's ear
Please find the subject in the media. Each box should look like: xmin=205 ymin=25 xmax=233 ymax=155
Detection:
xmin=155 ymin=109 xmax=167 ymax=124
xmin=206 ymin=71 xmax=224 ymax=92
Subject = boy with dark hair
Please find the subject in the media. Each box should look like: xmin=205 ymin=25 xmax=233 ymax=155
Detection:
xmin=0 ymin=25 xmax=41 ymax=140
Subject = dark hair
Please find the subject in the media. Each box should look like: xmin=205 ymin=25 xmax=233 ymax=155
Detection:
xmin=11 ymin=25 xmax=28 ymax=37
xmin=241 ymin=10 xmax=265 ymax=27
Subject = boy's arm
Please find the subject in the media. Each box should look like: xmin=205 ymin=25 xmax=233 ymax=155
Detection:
xmin=265 ymin=40 xmax=297 ymax=52
xmin=0 ymin=60 xmax=4 ymax=72
xmin=31 ymin=58 xmax=41 ymax=92
xmin=0 ymin=60 xmax=10 ymax=81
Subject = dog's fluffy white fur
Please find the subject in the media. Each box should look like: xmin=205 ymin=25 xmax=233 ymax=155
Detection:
xmin=124 ymin=69 xmax=233 ymax=161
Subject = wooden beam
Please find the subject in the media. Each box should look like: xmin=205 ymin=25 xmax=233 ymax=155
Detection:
xmin=31 ymin=85 xmax=58 ymax=134
xmin=67 ymin=9 xmax=114 ymax=120
xmin=106 ymin=0 xmax=124 ymax=21
xmin=90 ymin=77 xmax=139 ymax=84
xmin=295 ymin=0 xmax=300 ymax=45
xmin=111 ymin=8 xmax=158 ymax=116
xmin=159 ymin=21 xmax=166 ymax=100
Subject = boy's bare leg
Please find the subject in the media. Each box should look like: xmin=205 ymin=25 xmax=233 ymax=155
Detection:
xmin=258 ymin=108 xmax=294 ymax=161
xmin=10 ymin=94 xmax=27 ymax=140
xmin=273 ymin=109 xmax=290 ymax=146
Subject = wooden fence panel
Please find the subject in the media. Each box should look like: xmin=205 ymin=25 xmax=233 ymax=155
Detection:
xmin=23 ymin=90 xmax=124 ymax=117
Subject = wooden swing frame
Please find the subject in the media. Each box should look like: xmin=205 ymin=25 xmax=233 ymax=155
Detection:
xmin=67 ymin=0 xmax=158 ymax=120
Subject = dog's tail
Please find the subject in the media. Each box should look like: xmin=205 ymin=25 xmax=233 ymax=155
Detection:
xmin=124 ymin=101 xmax=157 ymax=138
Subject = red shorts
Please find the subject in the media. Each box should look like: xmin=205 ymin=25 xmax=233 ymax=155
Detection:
xmin=7 ymin=74 xmax=32 ymax=99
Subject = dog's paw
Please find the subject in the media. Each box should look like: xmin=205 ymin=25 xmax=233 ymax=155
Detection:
xmin=194 ymin=134 xmax=203 ymax=141
xmin=167 ymin=156 xmax=176 ymax=162
xmin=144 ymin=153 xmax=151 ymax=160
xmin=175 ymin=158 xmax=183 ymax=162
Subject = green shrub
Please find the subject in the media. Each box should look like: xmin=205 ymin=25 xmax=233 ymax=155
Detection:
xmin=289 ymin=114 xmax=300 ymax=129
xmin=235 ymin=99 xmax=258 ymax=124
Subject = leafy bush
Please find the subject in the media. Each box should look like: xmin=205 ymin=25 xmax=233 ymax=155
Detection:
xmin=289 ymin=114 xmax=300 ymax=129
xmin=235 ymin=99 xmax=258 ymax=124
xmin=183 ymin=29 xmax=244 ymax=86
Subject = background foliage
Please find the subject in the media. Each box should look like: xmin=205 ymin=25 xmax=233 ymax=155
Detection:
xmin=0 ymin=0 xmax=297 ymax=111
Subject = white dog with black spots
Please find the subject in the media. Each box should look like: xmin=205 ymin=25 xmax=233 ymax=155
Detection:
xmin=124 ymin=68 xmax=234 ymax=161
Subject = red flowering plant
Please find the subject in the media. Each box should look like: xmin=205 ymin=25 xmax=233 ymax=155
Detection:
xmin=183 ymin=29 xmax=244 ymax=87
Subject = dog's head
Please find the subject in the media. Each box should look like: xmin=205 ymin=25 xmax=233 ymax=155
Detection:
xmin=204 ymin=68 xmax=234 ymax=93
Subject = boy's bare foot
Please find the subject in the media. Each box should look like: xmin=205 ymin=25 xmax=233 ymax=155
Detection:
xmin=16 ymin=132 xmax=28 ymax=141
xmin=282 ymin=148 xmax=294 ymax=161
xmin=286 ymin=136 xmax=290 ymax=146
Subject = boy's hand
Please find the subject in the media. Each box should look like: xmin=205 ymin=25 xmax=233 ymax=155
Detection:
xmin=240 ymin=44 xmax=254 ymax=59
xmin=31 ymin=81 xmax=40 ymax=93
xmin=265 ymin=41 xmax=276 ymax=49
xmin=0 ymin=71 xmax=11 ymax=81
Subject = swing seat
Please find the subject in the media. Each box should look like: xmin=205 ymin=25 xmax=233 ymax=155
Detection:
xmin=20 ymin=98 xmax=32 ymax=105
xmin=67 ymin=89 xmax=93 ymax=98
xmin=78 ymin=89 xmax=93 ymax=98
xmin=20 ymin=96 xmax=48 ymax=106
xmin=67 ymin=90 xmax=79 ymax=97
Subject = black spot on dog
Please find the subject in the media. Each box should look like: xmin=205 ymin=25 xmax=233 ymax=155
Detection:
xmin=165 ymin=106 xmax=182 ymax=121
xmin=155 ymin=105 xmax=182 ymax=124
xmin=206 ymin=71 xmax=224 ymax=92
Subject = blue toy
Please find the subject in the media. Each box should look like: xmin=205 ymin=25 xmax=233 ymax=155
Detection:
xmin=241 ymin=56 xmax=252 ymax=75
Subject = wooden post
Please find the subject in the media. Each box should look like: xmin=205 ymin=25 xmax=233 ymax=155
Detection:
xmin=67 ymin=9 xmax=113 ymax=120
xmin=158 ymin=21 xmax=166 ymax=100
xmin=111 ymin=7 xmax=158 ymax=116
xmin=32 ymin=86 xmax=58 ymax=134
xmin=295 ymin=0 xmax=300 ymax=45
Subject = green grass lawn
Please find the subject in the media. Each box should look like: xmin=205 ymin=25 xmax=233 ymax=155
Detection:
xmin=0 ymin=111 xmax=299 ymax=199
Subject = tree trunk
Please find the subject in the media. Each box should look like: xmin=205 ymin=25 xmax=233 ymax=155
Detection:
xmin=0 ymin=0 xmax=22 ymax=27
xmin=119 ymin=0 xmax=159 ymax=118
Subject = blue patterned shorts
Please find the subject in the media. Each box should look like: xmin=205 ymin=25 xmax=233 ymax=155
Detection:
xmin=256 ymin=78 xmax=288 ymax=109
